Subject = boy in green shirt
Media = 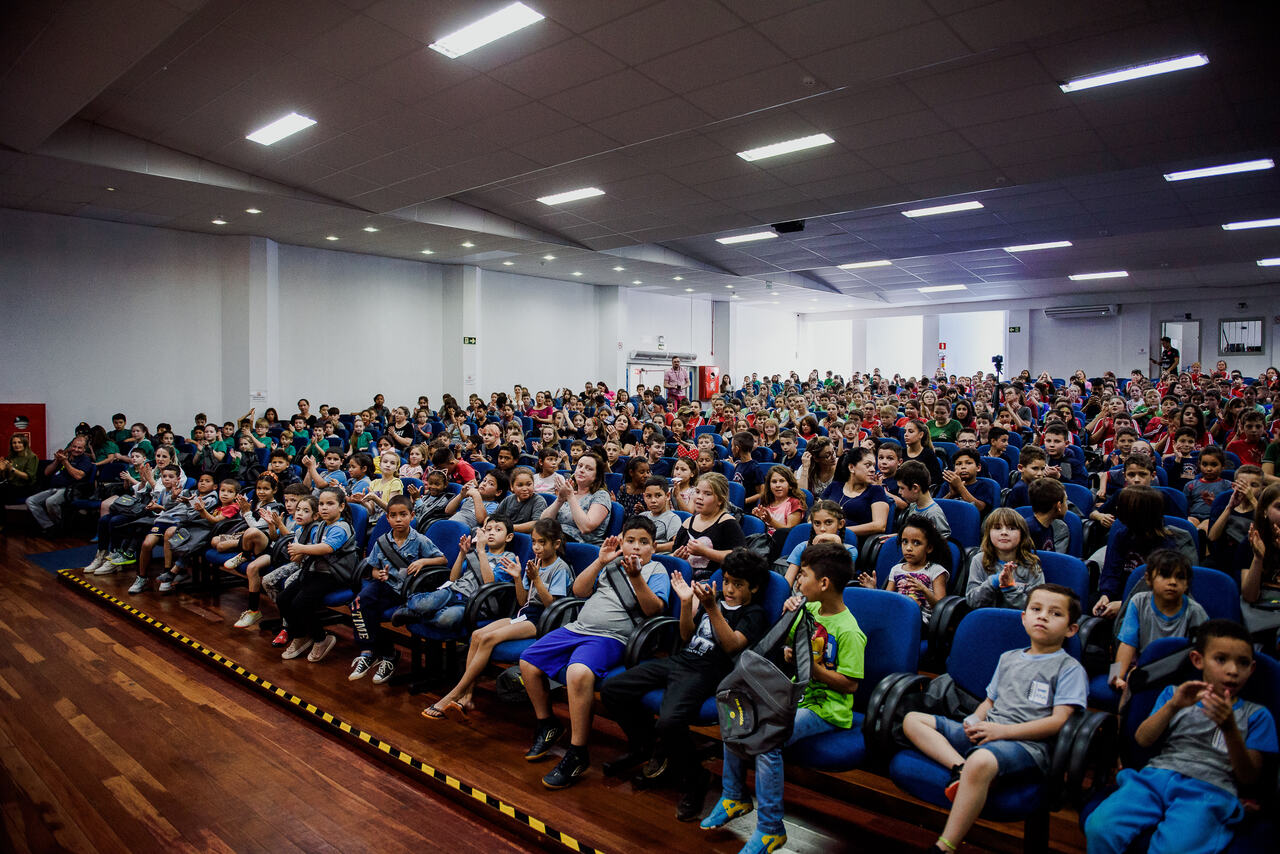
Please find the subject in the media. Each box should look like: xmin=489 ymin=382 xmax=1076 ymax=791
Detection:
xmin=701 ymin=542 xmax=866 ymax=854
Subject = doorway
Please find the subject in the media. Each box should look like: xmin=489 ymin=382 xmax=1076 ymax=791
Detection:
xmin=1160 ymin=320 xmax=1200 ymax=370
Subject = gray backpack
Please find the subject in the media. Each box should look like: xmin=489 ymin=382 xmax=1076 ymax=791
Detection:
xmin=715 ymin=604 xmax=813 ymax=758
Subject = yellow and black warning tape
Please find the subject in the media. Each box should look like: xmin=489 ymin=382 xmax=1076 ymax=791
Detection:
xmin=56 ymin=568 xmax=603 ymax=854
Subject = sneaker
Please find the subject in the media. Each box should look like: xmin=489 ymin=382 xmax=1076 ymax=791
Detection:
xmin=944 ymin=764 xmax=964 ymax=803
xmin=224 ymin=552 xmax=248 ymax=570
xmin=83 ymin=551 xmax=108 ymax=572
xmin=110 ymin=549 xmax=136 ymax=566
xmin=156 ymin=571 xmax=174 ymax=593
xmin=372 ymin=657 xmax=397 ymax=685
xmin=641 ymin=754 xmax=669 ymax=780
xmin=348 ymin=655 xmax=374 ymax=681
xmin=93 ymin=561 xmax=120 ymax=576
xmin=700 ymin=797 xmax=754 ymax=829
xmin=281 ymin=637 xmax=314 ymax=660
xmin=170 ymin=570 xmax=191 ymax=587
xmin=127 ymin=575 xmax=148 ymax=594
xmin=525 ymin=720 xmax=565 ymax=762
xmin=542 ymin=747 xmax=589 ymax=790
xmin=389 ymin=606 xmax=417 ymax=627
xmin=233 ymin=610 xmax=262 ymax=629
xmin=270 ymin=629 xmax=290 ymax=648
xmin=737 ymin=828 xmax=787 ymax=854
xmin=307 ymin=633 xmax=337 ymax=662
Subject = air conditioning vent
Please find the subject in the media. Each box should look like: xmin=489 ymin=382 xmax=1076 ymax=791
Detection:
xmin=1044 ymin=304 xmax=1119 ymax=319
xmin=628 ymin=351 xmax=697 ymax=364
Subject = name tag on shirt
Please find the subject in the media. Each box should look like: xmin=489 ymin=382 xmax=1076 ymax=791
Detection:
xmin=1028 ymin=680 xmax=1050 ymax=706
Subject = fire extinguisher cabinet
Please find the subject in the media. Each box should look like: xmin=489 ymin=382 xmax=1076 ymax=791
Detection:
xmin=697 ymin=366 xmax=719 ymax=399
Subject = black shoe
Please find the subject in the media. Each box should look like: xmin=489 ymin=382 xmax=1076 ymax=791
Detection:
xmin=542 ymin=747 xmax=589 ymax=790
xmin=602 ymin=748 xmax=650 ymax=778
xmin=390 ymin=606 xmax=417 ymax=627
xmin=525 ymin=721 xmax=564 ymax=762
xmin=676 ymin=767 xmax=710 ymax=822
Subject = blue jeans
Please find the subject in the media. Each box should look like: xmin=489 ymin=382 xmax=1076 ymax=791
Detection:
xmin=719 ymin=707 xmax=838 ymax=835
xmin=404 ymin=586 xmax=467 ymax=630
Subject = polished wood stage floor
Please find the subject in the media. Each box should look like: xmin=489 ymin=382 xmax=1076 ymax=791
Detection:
xmin=1 ymin=529 xmax=1086 ymax=853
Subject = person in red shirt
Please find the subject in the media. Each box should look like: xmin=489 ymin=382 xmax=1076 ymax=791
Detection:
xmin=1226 ymin=411 xmax=1269 ymax=466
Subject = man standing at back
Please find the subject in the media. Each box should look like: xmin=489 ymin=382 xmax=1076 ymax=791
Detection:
xmin=664 ymin=356 xmax=689 ymax=406
xmin=1150 ymin=336 xmax=1180 ymax=378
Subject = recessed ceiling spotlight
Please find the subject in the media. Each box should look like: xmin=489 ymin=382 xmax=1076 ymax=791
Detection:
xmin=1004 ymin=241 xmax=1072 ymax=252
xmin=902 ymin=201 xmax=983 ymax=218
xmin=731 ymin=294 xmax=740 ymax=299
xmin=572 ymin=271 xmax=583 ymax=276
xmin=1256 ymin=258 xmax=1280 ymax=266
xmin=211 ymin=218 xmax=227 ymax=225
xmin=363 ymin=226 xmax=379 ymax=232
xmin=1059 ymin=53 xmax=1208 ymax=93
xmin=1163 ymin=158 xmax=1273 ymax=182
xmin=429 ymin=2 xmax=544 ymax=58
xmin=918 ymin=284 xmax=968 ymax=293
xmin=420 ymin=249 xmax=435 ymax=255
xmin=105 ymin=186 xmax=115 ymax=191
xmin=612 ymin=265 xmax=625 ymax=271
xmin=810 ymin=298 xmax=818 ymax=302
xmin=502 ymin=261 xmax=515 ymax=266
xmin=1068 ymin=271 xmax=1128 ymax=280
xmin=1222 ymin=217 xmax=1280 ymax=231
xmin=632 ymin=280 xmax=642 ymax=285
xmin=737 ymin=133 xmax=835 ymax=162
xmin=684 ymin=288 xmax=694 ymax=292
xmin=543 ymin=254 xmax=556 ymax=260
xmin=838 ymin=260 xmax=891 ymax=269
xmin=246 ymin=112 xmax=316 ymax=145
xmin=245 ymin=208 xmax=262 ymax=214
xmin=725 ymin=284 xmax=734 ymax=289
xmin=716 ymin=231 xmax=778 ymax=244
xmin=325 ymin=235 xmax=339 ymax=241
xmin=673 ymin=276 xmax=684 ymax=281
xmin=461 ymin=241 xmax=475 ymax=247
xmin=537 ymin=187 xmax=605 ymax=205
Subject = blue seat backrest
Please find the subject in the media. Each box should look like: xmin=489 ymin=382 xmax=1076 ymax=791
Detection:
xmin=1162 ymin=515 xmax=1199 ymax=550
xmin=348 ymin=502 xmax=370 ymax=553
xmin=779 ymin=524 xmax=859 ymax=562
xmin=424 ymin=519 xmax=468 ymax=567
xmin=1063 ymin=483 xmax=1095 ymax=514
xmin=741 ymin=514 xmax=766 ymax=536
xmin=727 ymin=481 xmax=746 ymax=508
xmin=607 ymin=502 xmax=624 ymax=537
xmin=604 ymin=472 xmax=623 ymax=495
xmin=367 ymin=514 xmax=392 ymax=552
xmin=753 ymin=447 xmax=775 ymax=463
xmin=947 ymin=608 xmax=1081 ymax=699
xmin=1015 ymin=507 xmax=1084 ymax=558
xmin=935 ymin=498 xmax=981 ymax=549
xmin=537 ymin=492 xmax=556 ymax=505
xmin=564 ymin=542 xmax=600 ymax=577
xmin=1123 ymin=564 xmax=1242 ymax=623
xmin=1108 ymin=463 xmax=1168 ymax=486
xmin=654 ymin=554 xmax=692 ymax=617
xmin=934 ymin=442 xmax=958 ymax=460
xmin=472 ymin=459 xmax=495 ymax=478
xmin=1035 ymin=551 xmax=1089 ymax=602
xmin=694 ymin=425 xmax=718 ymax=437
xmin=979 ymin=455 xmax=1009 ymax=486
xmin=509 ymin=532 xmax=534 ymax=567
xmin=1222 ymin=450 xmax=1241 ymax=469
xmin=844 ymin=587 xmax=922 ymax=712
xmin=673 ymin=509 xmax=692 ymax=521
xmin=96 ymin=461 xmax=129 ymax=483
xmin=800 ymin=488 xmax=813 ymax=508
xmin=1157 ymin=486 xmax=1188 ymax=516
xmin=446 ymin=482 xmax=462 ymax=496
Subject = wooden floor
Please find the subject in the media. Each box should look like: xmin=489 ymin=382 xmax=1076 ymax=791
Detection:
xmin=1 ymin=527 xmax=1086 ymax=854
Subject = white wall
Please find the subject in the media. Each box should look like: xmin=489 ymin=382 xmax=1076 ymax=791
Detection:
xmin=799 ymin=318 xmax=854 ymax=379
xmin=620 ymin=290 xmax=712 ymax=392
xmin=0 ymin=208 xmax=230 ymax=441
xmin=938 ymin=310 xmax=1007 ymax=377
xmin=865 ymin=315 xmax=924 ymax=378
xmin=730 ymin=305 xmax=799 ymax=380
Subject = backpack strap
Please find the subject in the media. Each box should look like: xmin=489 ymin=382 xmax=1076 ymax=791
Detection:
xmin=376 ymin=532 xmax=412 ymax=571
xmin=604 ymin=562 xmax=646 ymax=627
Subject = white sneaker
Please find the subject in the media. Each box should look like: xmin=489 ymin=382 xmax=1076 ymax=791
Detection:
xmin=372 ymin=658 xmax=397 ymax=685
xmin=170 ymin=570 xmax=191 ymax=587
xmin=233 ymin=610 xmax=261 ymax=628
xmin=84 ymin=551 xmax=107 ymax=572
xmin=93 ymin=561 xmax=120 ymax=576
xmin=127 ymin=575 xmax=148 ymax=594
xmin=281 ymin=638 xmax=314 ymax=660
xmin=307 ymin=633 xmax=337 ymax=663
xmin=348 ymin=655 xmax=373 ymax=681
xmin=156 ymin=572 xmax=174 ymax=593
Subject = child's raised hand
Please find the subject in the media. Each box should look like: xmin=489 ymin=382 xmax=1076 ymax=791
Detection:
xmin=998 ymin=561 xmax=1016 ymax=588
xmin=407 ymin=483 xmax=420 ymax=497
xmin=857 ymin=571 xmax=876 ymax=589
xmin=622 ymin=553 xmax=643 ymax=577
xmin=524 ymin=559 xmax=540 ymax=581
xmin=692 ymin=580 xmax=717 ymax=608
xmin=599 ymin=535 xmax=621 ymax=564
xmin=499 ymin=554 xmax=520 ymax=576
xmin=1249 ymin=523 xmax=1266 ymax=558
xmin=782 ymin=594 xmax=804 ymax=613
xmin=1170 ymin=679 xmax=1211 ymax=709
xmin=672 ymin=544 xmax=691 ymax=560
xmin=670 ymin=571 xmax=693 ymax=602
xmin=1199 ymin=684 xmax=1237 ymax=729
xmin=458 ymin=534 xmax=472 ymax=554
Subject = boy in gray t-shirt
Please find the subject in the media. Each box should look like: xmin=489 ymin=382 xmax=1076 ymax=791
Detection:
xmin=519 ymin=517 xmax=671 ymax=791
xmin=639 ymin=475 xmax=682 ymax=551
xmin=1085 ymin=620 xmax=1278 ymax=854
xmin=898 ymin=460 xmax=951 ymax=539
xmin=902 ymin=585 xmax=1087 ymax=853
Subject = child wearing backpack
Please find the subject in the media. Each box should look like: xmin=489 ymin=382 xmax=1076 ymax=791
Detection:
xmin=276 ymin=487 xmax=361 ymax=663
xmin=701 ymin=542 xmax=865 ymax=854
xmin=391 ymin=515 xmax=517 ymax=631
xmin=1107 ymin=549 xmax=1208 ymax=695
xmin=601 ymin=549 xmax=769 ymax=821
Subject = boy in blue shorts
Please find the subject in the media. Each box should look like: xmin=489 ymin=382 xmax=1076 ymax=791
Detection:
xmin=701 ymin=542 xmax=866 ymax=854
xmin=1085 ymin=619 xmax=1277 ymax=854
xmin=902 ymin=583 xmax=1087 ymax=853
xmin=520 ymin=516 xmax=670 ymax=790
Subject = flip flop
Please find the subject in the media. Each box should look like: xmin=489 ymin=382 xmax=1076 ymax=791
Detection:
xmin=442 ymin=701 xmax=468 ymax=723
xmin=422 ymin=704 xmax=447 ymax=720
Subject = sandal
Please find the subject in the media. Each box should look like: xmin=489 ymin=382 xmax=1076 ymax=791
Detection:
xmin=422 ymin=704 xmax=447 ymax=720
xmin=442 ymin=701 xmax=468 ymax=722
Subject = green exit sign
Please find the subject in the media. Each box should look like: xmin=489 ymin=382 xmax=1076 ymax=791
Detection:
xmin=462 ymin=336 xmax=476 ymax=345
xmin=1008 ymin=326 xmax=1021 ymax=333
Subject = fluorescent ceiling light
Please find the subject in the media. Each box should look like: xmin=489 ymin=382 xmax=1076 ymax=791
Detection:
xmin=1004 ymin=240 xmax=1073 ymax=252
xmin=420 ymin=249 xmax=434 ymax=255
xmin=537 ymin=186 xmax=604 ymax=205
xmin=716 ymin=231 xmax=778 ymax=244
xmin=632 ymin=280 xmax=642 ymax=285
xmin=737 ymin=133 xmax=835 ymax=162
xmin=245 ymin=208 xmax=261 ymax=214
xmin=902 ymin=200 xmax=983 ymax=218
xmin=542 ymin=254 xmax=556 ymax=260
xmin=461 ymin=241 xmax=475 ymax=247
xmin=246 ymin=112 xmax=316 ymax=145
xmin=684 ymin=288 xmax=694 ymax=292
xmin=1068 ymin=271 xmax=1128 ymax=280
xmin=1257 ymin=258 xmax=1280 ymax=267
xmin=731 ymin=294 xmax=740 ymax=299
xmin=502 ymin=261 xmax=515 ymax=265
xmin=725 ymin=284 xmax=734 ymax=289
xmin=572 ymin=271 xmax=582 ymax=276
xmin=838 ymin=259 xmax=892 ymax=269
xmin=1059 ymin=53 xmax=1208 ymax=93
xmin=1164 ymin=158 xmax=1273 ymax=182
xmin=429 ymin=2 xmax=544 ymax=58
xmin=612 ymin=266 xmax=625 ymax=271
xmin=325 ymin=235 xmax=339 ymax=241
xmin=1222 ymin=217 xmax=1280 ymax=230
xmin=918 ymin=284 xmax=968 ymax=293
xmin=363 ymin=226 xmax=379 ymax=232
xmin=211 ymin=218 xmax=227 ymax=225
xmin=672 ymin=276 xmax=684 ymax=281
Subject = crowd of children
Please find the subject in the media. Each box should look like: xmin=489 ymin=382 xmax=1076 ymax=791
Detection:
xmin=19 ymin=362 xmax=1280 ymax=853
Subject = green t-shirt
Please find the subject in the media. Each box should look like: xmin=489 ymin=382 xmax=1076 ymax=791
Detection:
xmin=209 ymin=439 xmax=229 ymax=453
xmin=351 ymin=432 xmax=372 ymax=451
xmin=94 ymin=441 xmax=120 ymax=463
xmin=1264 ymin=440 xmax=1280 ymax=471
xmin=793 ymin=602 xmax=866 ymax=729
xmin=303 ymin=438 xmax=328 ymax=462
xmin=108 ymin=429 xmax=131 ymax=445
xmin=927 ymin=419 xmax=962 ymax=441
xmin=131 ymin=439 xmax=155 ymax=459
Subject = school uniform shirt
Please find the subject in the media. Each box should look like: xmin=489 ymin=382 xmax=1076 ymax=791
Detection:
xmin=786 ymin=540 xmax=858 ymax=567
xmin=673 ymin=601 xmax=767 ymax=674
xmin=1184 ymin=476 xmax=1231 ymax=520
xmin=887 ymin=562 xmax=949 ymax=623
xmin=494 ymin=493 xmax=548 ymax=527
xmin=1207 ymin=492 xmax=1253 ymax=546
xmin=731 ymin=458 xmax=764 ymax=502
xmin=1225 ymin=436 xmax=1266 ymax=467
xmin=1145 ymin=684 xmax=1277 ymax=796
xmin=367 ymin=477 xmax=403 ymax=506
xmin=565 ymin=559 xmax=670 ymax=643
xmin=555 ymin=488 xmax=613 ymax=545
xmin=928 ymin=419 xmax=962 ymax=442
xmin=346 ymin=476 xmax=371 ymax=496
xmin=515 ymin=557 xmax=572 ymax=622
xmin=1117 ymin=592 xmax=1208 ymax=651
xmin=965 ymin=554 xmax=1044 ymax=610
xmin=792 ymin=603 xmax=866 ymax=729
xmin=1026 ymin=516 xmax=1070 ymax=554
xmin=907 ymin=446 xmax=943 ymax=487
xmin=1046 ymin=453 xmax=1089 ymax=487
xmin=366 ymin=529 xmax=443 ymax=595
xmin=777 ymin=452 xmax=802 ymax=472
xmin=155 ymin=491 xmax=217 ymax=525
xmin=451 ymin=496 xmax=499 ymax=530
xmin=447 ymin=548 xmax=517 ymax=600
xmin=317 ymin=467 xmax=349 ymax=488
xmin=640 ymin=509 xmax=682 ymax=543
xmin=349 ymin=432 xmax=373 ymax=452
xmin=532 ymin=472 xmax=566 ymax=493
xmin=985 ymin=648 xmax=1088 ymax=772
xmin=672 ymin=514 xmax=746 ymax=581
xmin=648 ymin=457 xmax=672 ymax=478
xmin=906 ymin=500 xmax=951 ymax=539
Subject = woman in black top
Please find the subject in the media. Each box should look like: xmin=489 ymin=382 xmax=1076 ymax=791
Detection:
xmin=385 ymin=406 xmax=415 ymax=451
xmin=903 ymin=419 xmax=943 ymax=488
xmin=673 ymin=472 xmax=745 ymax=581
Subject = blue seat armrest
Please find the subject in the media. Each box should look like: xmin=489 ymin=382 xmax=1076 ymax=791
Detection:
xmin=462 ymin=581 xmax=517 ymax=632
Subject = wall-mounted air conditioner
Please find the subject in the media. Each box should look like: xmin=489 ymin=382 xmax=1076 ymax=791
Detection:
xmin=1044 ymin=304 xmax=1119 ymax=319
xmin=629 ymin=351 xmax=697 ymax=363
